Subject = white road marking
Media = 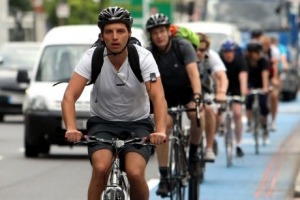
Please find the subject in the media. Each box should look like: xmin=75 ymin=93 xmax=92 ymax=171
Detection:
xmin=147 ymin=179 xmax=159 ymax=191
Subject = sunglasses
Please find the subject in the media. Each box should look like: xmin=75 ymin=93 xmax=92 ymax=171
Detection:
xmin=197 ymin=48 xmax=207 ymax=52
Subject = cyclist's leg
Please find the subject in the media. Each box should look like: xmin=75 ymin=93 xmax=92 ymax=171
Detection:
xmin=204 ymin=105 xmax=217 ymax=161
xmin=125 ymin=152 xmax=148 ymax=200
xmin=259 ymin=94 xmax=269 ymax=128
xmin=245 ymin=94 xmax=254 ymax=132
xmin=184 ymin=86 xmax=204 ymax=161
xmin=155 ymin=91 xmax=176 ymax=196
xmin=86 ymin=117 xmax=116 ymax=200
xmin=88 ymin=149 xmax=113 ymax=200
xmin=269 ymin=79 xmax=280 ymax=131
xmin=232 ymin=102 xmax=244 ymax=156
xmin=120 ymin=117 xmax=154 ymax=200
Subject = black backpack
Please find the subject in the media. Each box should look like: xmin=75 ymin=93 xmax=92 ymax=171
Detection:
xmin=87 ymin=37 xmax=143 ymax=85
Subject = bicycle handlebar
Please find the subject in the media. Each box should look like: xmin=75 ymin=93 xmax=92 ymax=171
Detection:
xmin=74 ymin=135 xmax=154 ymax=148
xmin=167 ymin=98 xmax=201 ymax=128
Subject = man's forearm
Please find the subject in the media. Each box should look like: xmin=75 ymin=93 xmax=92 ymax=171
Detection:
xmin=152 ymin=95 xmax=167 ymax=133
xmin=262 ymin=71 xmax=269 ymax=90
xmin=61 ymin=96 xmax=77 ymax=130
xmin=215 ymin=71 xmax=228 ymax=93
xmin=239 ymin=72 xmax=248 ymax=95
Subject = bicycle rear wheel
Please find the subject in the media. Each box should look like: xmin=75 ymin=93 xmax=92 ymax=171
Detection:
xmin=225 ymin=116 xmax=234 ymax=167
xmin=169 ymin=138 xmax=187 ymax=200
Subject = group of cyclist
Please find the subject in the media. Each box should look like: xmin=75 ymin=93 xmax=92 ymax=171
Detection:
xmin=62 ymin=6 xmax=287 ymax=200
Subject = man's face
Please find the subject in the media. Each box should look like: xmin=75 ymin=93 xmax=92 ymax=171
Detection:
xmin=101 ymin=23 xmax=131 ymax=53
xmin=150 ymin=26 xmax=170 ymax=50
xmin=222 ymin=50 xmax=235 ymax=62
xmin=249 ymin=51 xmax=261 ymax=61
xmin=196 ymin=42 xmax=208 ymax=60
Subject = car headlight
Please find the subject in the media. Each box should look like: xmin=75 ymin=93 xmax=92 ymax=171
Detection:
xmin=29 ymin=95 xmax=47 ymax=111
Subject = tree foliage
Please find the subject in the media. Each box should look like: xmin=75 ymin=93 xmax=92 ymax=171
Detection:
xmin=44 ymin=0 xmax=111 ymax=28
xmin=9 ymin=0 xmax=33 ymax=11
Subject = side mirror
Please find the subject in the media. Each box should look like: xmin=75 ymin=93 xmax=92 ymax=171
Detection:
xmin=17 ymin=69 xmax=30 ymax=84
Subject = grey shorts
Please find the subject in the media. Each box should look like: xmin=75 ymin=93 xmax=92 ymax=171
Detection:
xmin=86 ymin=116 xmax=154 ymax=168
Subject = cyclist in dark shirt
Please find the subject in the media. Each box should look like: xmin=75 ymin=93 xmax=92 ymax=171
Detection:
xmin=145 ymin=13 xmax=202 ymax=197
xmin=220 ymin=40 xmax=248 ymax=157
xmin=244 ymin=42 xmax=269 ymax=135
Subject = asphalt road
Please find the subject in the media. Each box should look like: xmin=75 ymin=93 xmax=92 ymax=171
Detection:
xmin=0 ymin=95 xmax=300 ymax=200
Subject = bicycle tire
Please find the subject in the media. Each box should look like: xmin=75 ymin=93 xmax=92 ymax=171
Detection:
xmin=169 ymin=138 xmax=186 ymax=200
xmin=198 ymin=138 xmax=206 ymax=183
xmin=253 ymin=108 xmax=260 ymax=155
xmin=101 ymin=187 xmax=127 ymax=200
xmin=262 ymin=126 xmax=269 ymax=146
xmin=225 ymin=116 xmax=234 ymax=167
xmin=188 ymin=177 xmax=200 ymax=200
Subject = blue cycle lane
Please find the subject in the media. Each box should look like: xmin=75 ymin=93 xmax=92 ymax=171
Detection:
xmin=150 ymin=95 xmax=300 ymax=200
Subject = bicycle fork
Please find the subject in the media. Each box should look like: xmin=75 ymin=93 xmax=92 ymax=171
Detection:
xmin=101 ymin=158 xmax=129 ymax=200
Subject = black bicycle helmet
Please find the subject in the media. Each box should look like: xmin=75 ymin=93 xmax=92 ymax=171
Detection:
xmin=247 ymin=42 xmax=262 ymax=52
xmin=146 ymin=13 xmax=170 ymax=32
xmin=97 ymin=6 xmax=133 ymax=31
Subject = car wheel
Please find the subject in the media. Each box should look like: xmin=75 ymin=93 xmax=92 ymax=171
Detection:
xmin=0 ymin=114 xmax=4 ymax=122
xmin=39 ymin=145 xmax=50 ymax=155
xmin=281 ymin=92 xmax=292 ymax=102
xmin=25 ymin=139 xmax=39 ymax=158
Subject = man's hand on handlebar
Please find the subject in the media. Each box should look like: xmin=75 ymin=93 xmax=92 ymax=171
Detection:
xmin=215 ymin=92 xmax=227 ymax=102
xmin=149 ymin=131 xmax=167 ymax=145
xmin=65 ymin=129 xmax=83 ymax=142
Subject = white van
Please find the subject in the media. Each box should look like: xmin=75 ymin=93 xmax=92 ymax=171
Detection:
xmin=175 ymin=21 xmax=242 ymax=51
xmin=20 ymin=25 xmax=147 ymax=157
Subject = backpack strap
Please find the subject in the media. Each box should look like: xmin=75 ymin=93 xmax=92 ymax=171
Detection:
xmin=87 ymin=45 xmax=105 ymax=85
xmin=171 ymin=38 xmax=185 ymax=66
xmin=127 ymin=44 xmax=143 ymax=82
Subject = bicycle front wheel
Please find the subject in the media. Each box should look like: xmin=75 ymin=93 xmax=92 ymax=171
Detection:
xmin=253 ymin=108 xmax=260 ymax=155
xmin=225 ymin=116 xmax=234 ymax=167
xmin=169 ymin=138 xmax=186 ymax=200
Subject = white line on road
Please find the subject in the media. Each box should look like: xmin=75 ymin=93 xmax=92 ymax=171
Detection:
xmin=147 ymin=179 xmax=159 ymax=191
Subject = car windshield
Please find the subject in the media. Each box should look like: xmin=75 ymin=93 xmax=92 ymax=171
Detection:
xmin=35 ymin=45 xmax=89 ymax=82
xmin=206 ymin=0 xmax=282 ymax=30
xmin=0 ymin=43 xmax=40 ymax=70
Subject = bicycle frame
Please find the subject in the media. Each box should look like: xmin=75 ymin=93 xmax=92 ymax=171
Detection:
xmin=167 ymin=104 xmax=202 ymax=200
xmin=75 ymin=136 xmax=151 ymax=200
xmin=168 ymin=107 xmax=191 ymax=200
xmin=102 ymin=139 xmax=129 ymax=200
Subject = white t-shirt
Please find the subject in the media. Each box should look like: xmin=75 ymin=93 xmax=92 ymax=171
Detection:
xmin=74 ymin=45 xmax=160 ymax=121
xmin=270 ymin=45 xmax=281 ymax=61
xmin=207 ymin=49 xmax=226 ymax=73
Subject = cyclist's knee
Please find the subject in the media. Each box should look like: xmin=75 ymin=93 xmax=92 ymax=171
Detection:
xmin=92 ymin=162 xmax=110 ymax=178
xmin=126 ymin=167 xmax=144 ymax=183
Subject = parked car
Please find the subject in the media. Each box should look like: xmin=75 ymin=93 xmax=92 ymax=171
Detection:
xmin=175 ymin=21 xmax=242 ymax=51
xmin=0 ymin=42 xmax=41 ymax=121
xmin=20 ymin=25 xmax=147 ymax=157
xmin=280 ymin=48 xmax=300 ymax=101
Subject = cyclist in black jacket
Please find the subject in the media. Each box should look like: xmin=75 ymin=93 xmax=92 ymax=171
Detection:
xmin=220 ymin=40 xmax=248 ymax=157
xmin=244 ymin=42 xmax=269 ymax=135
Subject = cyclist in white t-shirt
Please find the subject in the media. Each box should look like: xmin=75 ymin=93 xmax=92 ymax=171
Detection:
xmin=196 ymin=33 xmax=228 ymax=160
xmin=62 ymin=7 xmax=167 ymax=200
